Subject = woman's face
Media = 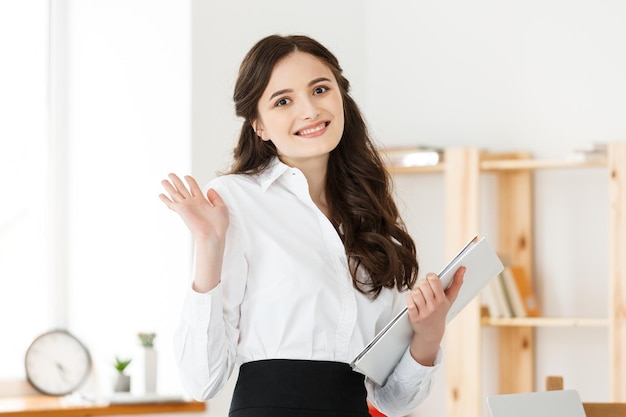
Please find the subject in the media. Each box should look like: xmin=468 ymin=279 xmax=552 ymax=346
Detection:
xmin=254 ymin=51 xmax=345 ymax=169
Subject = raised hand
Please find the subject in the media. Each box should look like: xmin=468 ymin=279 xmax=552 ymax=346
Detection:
xmin=159 ymin=174 xmax=229 ymax=245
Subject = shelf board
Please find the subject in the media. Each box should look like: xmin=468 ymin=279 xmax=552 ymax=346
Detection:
xmin=385 ymin=163 xmax=444 ymax=174
xmin=480 ymin=158 xmax=608 ymax=171
xmin=482 ymin=316 xmax=609 ymax=327
xmin=385 ymin=158 xmax=607 ymax=174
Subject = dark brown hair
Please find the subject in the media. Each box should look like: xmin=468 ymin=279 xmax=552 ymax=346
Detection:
xmin=231 ymin=34 xmax=418 ymax=298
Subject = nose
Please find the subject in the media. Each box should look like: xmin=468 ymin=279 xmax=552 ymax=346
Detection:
xmin=300 ymin=97 xmax=320 ymax=120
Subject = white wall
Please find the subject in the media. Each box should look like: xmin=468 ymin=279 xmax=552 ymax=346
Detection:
xmin=363 ymin=0 xmax=626 ymax=157
xmin=63 ymin=0 xmax=192 ymax=400
xmin=191 ymin=1 xmax=626 ymax=416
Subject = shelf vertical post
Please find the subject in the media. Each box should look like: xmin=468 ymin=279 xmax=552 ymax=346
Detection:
xmin=496 ymin=158 xmax=535 ymax=394
xmin=609 ymin=141 xmax=626 ymax=400
xmin=444 ymin=148 xmax=482 ymax=417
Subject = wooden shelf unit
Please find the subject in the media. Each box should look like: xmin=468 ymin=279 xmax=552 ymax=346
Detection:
xmin=384 ymin=142 xmax=626 ymax=417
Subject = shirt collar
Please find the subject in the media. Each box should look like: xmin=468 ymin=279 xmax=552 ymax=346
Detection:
xmin=257 ymin=157 xmax=291 ymax=191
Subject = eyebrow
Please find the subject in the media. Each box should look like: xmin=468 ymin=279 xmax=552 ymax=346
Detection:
xmin=268 ymin=77 xmax=333 ymax=101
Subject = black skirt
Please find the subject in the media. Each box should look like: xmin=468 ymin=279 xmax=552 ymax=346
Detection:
xmin=229 ymin=359 xmax=372 ymax=417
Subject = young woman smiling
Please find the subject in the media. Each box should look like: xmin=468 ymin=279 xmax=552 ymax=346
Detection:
xmin=160 ymin=34 xmax=464 ymax=417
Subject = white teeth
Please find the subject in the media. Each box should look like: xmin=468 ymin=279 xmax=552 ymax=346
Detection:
xmin=298 ymin=123 xmax=326 ymax=135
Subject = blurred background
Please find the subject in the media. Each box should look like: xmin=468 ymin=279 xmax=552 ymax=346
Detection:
xmin=1 ymin=1 xmax=624 ymax=416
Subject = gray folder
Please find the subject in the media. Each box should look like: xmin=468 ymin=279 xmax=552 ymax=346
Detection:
xmin=351 ymin=235 xmax=504 ymax=385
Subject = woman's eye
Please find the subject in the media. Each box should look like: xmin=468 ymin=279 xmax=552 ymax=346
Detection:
xmin=275 ymin=98 xmax=291 ymax=107
xmin=313 ymin=86 xmax=328 ymax=95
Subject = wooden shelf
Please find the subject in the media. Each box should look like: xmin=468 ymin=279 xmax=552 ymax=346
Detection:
xmin=481 ymin=158 xmax=607 ymax=171
xmin=482 ymin=316 xmax=609 ymax=327
xmin=385 ymin=163 xmax=444 ymax=174
xmin=385 ymin=156 xmax=607 ymax=174
xmin=385 ymin=142 xmax=626 ymax=417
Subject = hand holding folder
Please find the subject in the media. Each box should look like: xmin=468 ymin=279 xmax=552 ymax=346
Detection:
xmin=351 ymin=235 xmax=504 ymax=385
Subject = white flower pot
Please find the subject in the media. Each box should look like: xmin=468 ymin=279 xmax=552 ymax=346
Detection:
xmin=114 ymin=374 xmax=131 ymax=392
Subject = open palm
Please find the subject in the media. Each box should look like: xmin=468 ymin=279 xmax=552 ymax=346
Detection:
xmin=159 ymin=173 xmax=229 ymax=243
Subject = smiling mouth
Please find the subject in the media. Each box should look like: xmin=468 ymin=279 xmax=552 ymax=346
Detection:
xmin=295 ymin=122 xmax=329 ymax=136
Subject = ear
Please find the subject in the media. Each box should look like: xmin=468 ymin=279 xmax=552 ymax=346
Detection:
xmin=251 ymin=120 xmax=269 ymax=141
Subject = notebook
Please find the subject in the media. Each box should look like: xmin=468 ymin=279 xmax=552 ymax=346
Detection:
xmin=487 ymin=389 xmax=587 ymax=417
xmin=350 ymin=235 xmax=503 ymax=385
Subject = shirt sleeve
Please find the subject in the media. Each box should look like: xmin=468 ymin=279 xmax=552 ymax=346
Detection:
xmin=172 ymin=179 xmax=248 ymax=401
xmin=365 ymin=347 xmax=443 ymax=417
xmin=363 ymin=287 xmax=443 ymax=416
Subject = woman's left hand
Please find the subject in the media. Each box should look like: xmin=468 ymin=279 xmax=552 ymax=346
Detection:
xmin=405 ymin=266 xmax=465 ymax=366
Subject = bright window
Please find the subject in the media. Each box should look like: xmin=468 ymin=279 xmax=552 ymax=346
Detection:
xmin=0 ymin=0 xmax=50 ymax=380
xmin=0 ymin=1 xmax=191 ymax=396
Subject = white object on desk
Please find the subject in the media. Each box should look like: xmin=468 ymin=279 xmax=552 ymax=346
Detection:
xmin=487 ymin=389 xmax=586 ymax=417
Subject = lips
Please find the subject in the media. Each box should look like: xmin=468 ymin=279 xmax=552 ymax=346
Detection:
xmin=295 ymin=121 xmax=329 ymax=136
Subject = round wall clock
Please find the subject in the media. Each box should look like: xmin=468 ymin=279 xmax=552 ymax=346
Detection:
xmin=24 ymin=329 xmax=92 ymax=396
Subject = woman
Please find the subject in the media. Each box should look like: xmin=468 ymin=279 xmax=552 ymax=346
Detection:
xmin=160 ymin=34 xmax=464 ymax=417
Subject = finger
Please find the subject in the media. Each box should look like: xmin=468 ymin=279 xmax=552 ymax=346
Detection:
xmin=207 ymin=188 xmax=226 ymax=207
xmin=158 ymin=193 xmax=174 ymax=209
xmin=165 ymin=172 xmax=182 ymax=185
xmin=406 ymin=291 xmax=420 ymax=314
xmin=408 ymin=285 xmax=427 ymax=313
xmin=161 ymin=179 xmax=182 ymax=201
xmin=425 ymin=273 xmax=446 ymax=301
xmin=445 ymin=266 xmax=466 ymax=303
xmin=169 ymin=173 xmax=192 ymax=198
xmin=417 ymin=277 xmax=436 ymax=302
xmin=184 ymin=175 xmax=203 ymax=198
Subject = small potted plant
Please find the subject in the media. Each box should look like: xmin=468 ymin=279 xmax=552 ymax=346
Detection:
xmin=138 ymin=332 xmax=156 ymax=348
xmin=113 ymin=357 xmax=132 ymax=392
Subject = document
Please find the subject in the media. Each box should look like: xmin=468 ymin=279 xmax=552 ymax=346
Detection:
xmin=350 ymin=235 xmax=504 ymax=385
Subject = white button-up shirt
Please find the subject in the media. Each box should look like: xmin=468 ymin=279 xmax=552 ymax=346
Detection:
xmin=174 ymin=157 xmax=441 ymax=417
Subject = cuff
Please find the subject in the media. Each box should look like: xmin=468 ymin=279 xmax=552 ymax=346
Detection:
xmin=182 ymin=282 xmax=223 ymax=327
xmin=394 ymin=346 xmax=442 ymax=381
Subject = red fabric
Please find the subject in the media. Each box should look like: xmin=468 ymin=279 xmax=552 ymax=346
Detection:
xmin=367 ymin=402 xmax=387 ymax=417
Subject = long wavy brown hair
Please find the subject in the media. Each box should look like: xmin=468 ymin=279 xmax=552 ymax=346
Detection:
xmin=230 ymin=34 xmax=418 ymax=298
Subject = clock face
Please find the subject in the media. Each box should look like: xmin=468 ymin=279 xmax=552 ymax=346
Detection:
xmin=24 ymin=329 xmax=92 ymax=396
